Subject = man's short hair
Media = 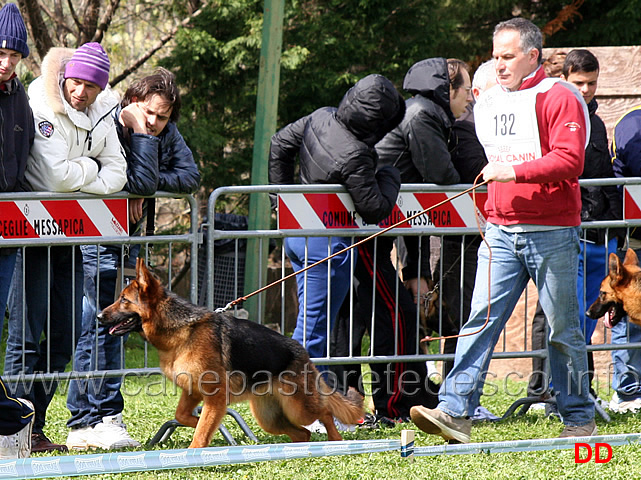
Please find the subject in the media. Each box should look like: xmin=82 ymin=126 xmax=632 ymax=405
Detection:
xmin=122 ymin=67 xmax=181 ymax=122
xmin=494 ymin=17 xmax=543 ymax=66
xmin=562 ymin=49 xmax=599 ymax=77
xmin=472 ymin=60 xmax=495 ymax=92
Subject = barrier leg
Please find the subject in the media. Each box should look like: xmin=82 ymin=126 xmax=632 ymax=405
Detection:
xmin=147 ymin=407 xmax=258 ymax=447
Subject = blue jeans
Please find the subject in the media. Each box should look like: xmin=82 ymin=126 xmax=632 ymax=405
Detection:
xmin=0 ymin=249 xmax=18 ymax=342
xmin=285 ymin=236 xmax=353 ymax=371
xmin=4 ymin=247 xmax=83 ymax=434
xmin=66 ymin=244 xmax=137 ymax=429
xmin=438 ymin=223 xmax=594 ymax=426
xmin=611 ymin=320 xmax=641 ymax=400
xmin=578 ymin=238 xmax=618 ymax=342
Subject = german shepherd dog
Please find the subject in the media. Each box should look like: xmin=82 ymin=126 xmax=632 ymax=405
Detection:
xmin=99 ymin=258 xmax=364 ymax=448
xmin=586 ymin=248 xmax=639 ymax=327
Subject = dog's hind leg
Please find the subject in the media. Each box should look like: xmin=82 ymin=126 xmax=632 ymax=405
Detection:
xmin=249 ymin=396 xmax=312 ymax=442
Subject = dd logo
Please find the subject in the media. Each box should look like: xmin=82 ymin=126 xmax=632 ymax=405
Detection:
xmin=574 ymin=443 xmax=612 ymax=463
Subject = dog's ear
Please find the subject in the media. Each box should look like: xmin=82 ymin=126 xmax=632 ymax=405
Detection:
xmin=609 ymin=252 xmax=625 ymax=286
xmin=624 ymin=248 xmax=640 ymax=266
xmin=135 ymin=258 xmax=156 ymax=292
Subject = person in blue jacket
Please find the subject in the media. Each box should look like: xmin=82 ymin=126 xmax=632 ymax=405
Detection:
xmin=608 ymin=104 xmax=641 ymax=413
xmin=65 ymin=68 xmax=200 ymax=450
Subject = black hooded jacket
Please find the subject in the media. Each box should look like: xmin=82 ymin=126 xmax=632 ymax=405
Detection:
xmin=0 ymin=76 xmax=34 ymax=192
xmin=376 ymin=57 xmax=460 ymax=185
xmin=269 ymin=74 xmax=405 ymax=225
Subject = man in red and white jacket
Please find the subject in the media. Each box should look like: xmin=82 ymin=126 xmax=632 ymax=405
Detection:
xmin=410 ymin=17 xmax=596 ymax=443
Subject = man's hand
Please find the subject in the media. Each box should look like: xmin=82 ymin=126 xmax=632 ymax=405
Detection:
xmin=404 ymin=277 xmax=433 ymax=304
xmin=119 ymin=103 xmax=147 ymax=134
xmin=129 ymin=198 xmax=144 ymax=224
xmin=481 ymin=163 xmax=516 ymax=183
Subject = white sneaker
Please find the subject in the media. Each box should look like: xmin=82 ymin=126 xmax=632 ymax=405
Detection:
xmin=0 ymin=399 xmax=34 ymax=460
xmin=86 ymin=414 xmax=141 ymax=449
xmin=609 ymin=392 xmax=641 ymax=413
xmin=305 ymin=417 xmax=356 ymax=434
xmin=66 ymin=425 xmax=94 ymax=451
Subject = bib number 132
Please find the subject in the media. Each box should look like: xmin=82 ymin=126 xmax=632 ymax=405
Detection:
xmin=494 ymin=113 xmax=515 ymax=136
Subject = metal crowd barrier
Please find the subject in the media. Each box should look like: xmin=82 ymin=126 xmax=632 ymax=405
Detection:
xmin=0 ymin=190 xmax=199 ymax=387
xmin=2 ymin=178 xmax=641 ymax=427
xmin=204 ymin=178 xmax=641 ymax=406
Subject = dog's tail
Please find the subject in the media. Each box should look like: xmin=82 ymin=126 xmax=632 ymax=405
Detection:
xmin=321 ymin=384 xmax=365 ymax=425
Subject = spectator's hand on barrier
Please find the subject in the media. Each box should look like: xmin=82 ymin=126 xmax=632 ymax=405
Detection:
xmin=129 ymin=197 xmax=145 ymax=224
xmin=119 ymin=103 xmax=148 ymax=134
xmin=405 ymin=277 xmax=432 ymax=304
xmin=481 ymin=163 xmax=516 ymax=183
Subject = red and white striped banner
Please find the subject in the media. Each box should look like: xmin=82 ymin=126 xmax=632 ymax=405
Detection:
xmin=277 ymin=192 xmax=488 ymax=231
xmin=0 ymin=199 xmax=129 ymax=239
xmin=624 ymin=185 xmax=641 ymax=220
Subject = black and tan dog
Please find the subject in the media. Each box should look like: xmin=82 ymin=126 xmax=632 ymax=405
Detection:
xmin=586 ymin=248 xmax=639 ymax=328
xmin=99 ymin=258 xmax=364 ymax=448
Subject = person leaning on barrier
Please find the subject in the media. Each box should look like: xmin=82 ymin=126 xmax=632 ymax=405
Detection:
xmin=4 ymin=42 xmax=126 ymax=454
xmin=528 ymin=49 xmax=623 ymax=410
xmin=0 ymin=3 xmax=34 ymax=342
xmin=410 ymin=17 xmax=596 ymax=442
xmin=607 ymin=104 xmax=641 ymax=413
xmin=345 ymin=58 xmax=472 ymax=427
xmin=268 ymin=74 xmax=404 ymax=425
xmin=433 ymin=59 xmax=495 ymax=378
xmin=65 ymin=67 xmax=200 ymax=451
xmin=377 ymin=58 xmax=470 ymax=306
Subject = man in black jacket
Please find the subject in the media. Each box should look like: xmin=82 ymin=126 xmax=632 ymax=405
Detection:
xmin=66 ymin=68 xmax=200 ymax=450
xmin=0 ymin=3 xmax=34 ymax=339
xmin=0 ymin=3 xmax=35 ymax=459
xmin=269 ymin=74 xmax=404 ymax=425
xmin=356 ymin=58 xmax=472 ymax=424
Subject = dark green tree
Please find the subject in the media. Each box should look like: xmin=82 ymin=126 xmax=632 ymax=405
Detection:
xmin=162 ymin=0 xmax=620 ymax=194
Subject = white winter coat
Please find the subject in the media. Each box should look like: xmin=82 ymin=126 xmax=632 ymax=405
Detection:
xmin=25 ymin=47 xmax=127 ymax=194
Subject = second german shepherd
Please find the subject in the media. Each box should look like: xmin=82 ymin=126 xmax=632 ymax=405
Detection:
xmin=99 ymin=258 xmax=364 ymax=448
xmin=586 ymin=248 xmax=638 ymax=327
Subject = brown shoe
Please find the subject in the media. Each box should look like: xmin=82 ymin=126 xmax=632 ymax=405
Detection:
xmin=559 ymin=420 xmax=597 ymax=438
xmin=410 ymin=405 xmax=471 ymax=443
xmin=31 ymin=433 xmax=68 ymax=453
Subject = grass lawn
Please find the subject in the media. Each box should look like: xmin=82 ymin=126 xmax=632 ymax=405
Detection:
xmin=20 ymin=332 xmax=641 ymax=480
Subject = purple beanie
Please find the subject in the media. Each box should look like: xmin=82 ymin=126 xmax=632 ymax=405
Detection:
xmin=0 ymin=3 xmax=29 ymax=58
xmin=64 ymin=42 xmax=110 ymax=89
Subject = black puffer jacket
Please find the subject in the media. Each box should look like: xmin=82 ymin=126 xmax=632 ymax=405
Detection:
xmin=376 ymin=57 xmax=460 ymax=185
xmin=113 ymin=104 xmax=200 ymax=196
xmin=0 ymin=76 xmax=34 ymax=192
xmin=269 ymin=74 xmax=404 ymax=224
xmin=581 ymin=99 xmax=622 ymax=243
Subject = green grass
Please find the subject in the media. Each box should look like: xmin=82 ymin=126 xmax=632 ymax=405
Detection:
xmin=27 ymin=339 xmax=641 ymax=480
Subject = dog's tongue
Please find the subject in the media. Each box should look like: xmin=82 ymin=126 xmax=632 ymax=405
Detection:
xmin=604 ymin=310 xmax=615 ymax=329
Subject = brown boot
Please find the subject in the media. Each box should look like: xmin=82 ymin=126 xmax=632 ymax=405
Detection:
xmin=31 ymin=433 xmax=68 ymax=453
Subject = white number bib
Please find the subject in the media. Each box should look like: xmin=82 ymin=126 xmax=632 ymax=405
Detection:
xmin=474 ymin=78 xmax=560 ymax=165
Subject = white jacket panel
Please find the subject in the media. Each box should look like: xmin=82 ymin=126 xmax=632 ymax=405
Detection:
xmin=25 ymin=48 xmax=126 ymax=194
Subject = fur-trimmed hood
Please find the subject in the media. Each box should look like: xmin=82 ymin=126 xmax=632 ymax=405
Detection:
xmin=29 ymin=47 xmax=119 ymax=124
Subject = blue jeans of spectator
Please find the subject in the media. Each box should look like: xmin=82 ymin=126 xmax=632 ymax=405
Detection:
xmin=285 ymin=236 xmax=353 ymax=372
xmin=438 ymin=223 xmax=594 ymax=426
xmin=0 ymin=249 xmax=18 ymax=342
xmin=4 ymin=246 xmax=83 ymax=434
xmin=67 ymin=244 xmax=137 ymax=429
xmin=578 ymin=238 xmax=618 ymax=342
xmin=611 ymin=320 xmax=641 ymax=400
